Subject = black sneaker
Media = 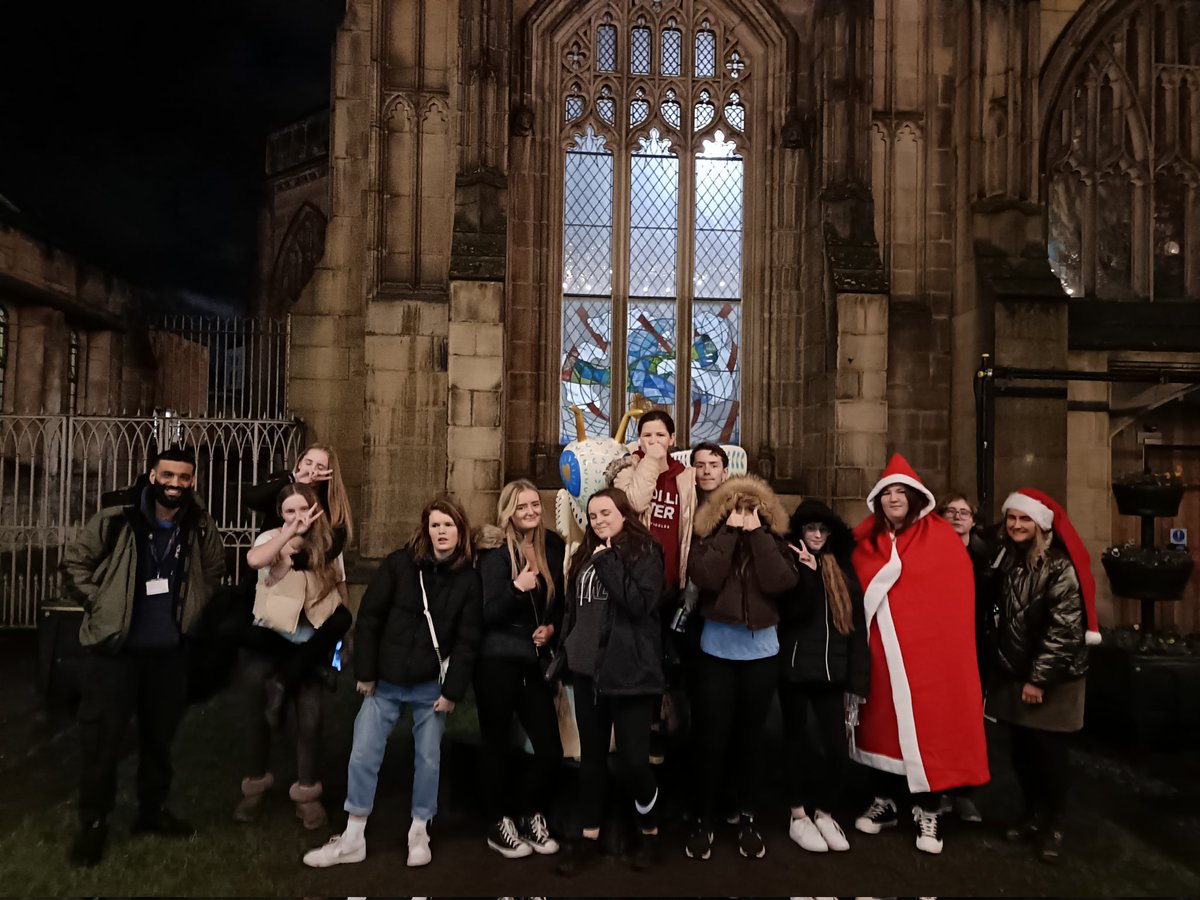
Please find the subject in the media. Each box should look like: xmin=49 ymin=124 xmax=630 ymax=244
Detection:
xmin=487 ymin=816 xmax=533 ymax=859
xmin=69 ymin=819 xmax=107 ymax=867
xmin=854 ymin=796 xmax=899 ymax=834
xmin=132 ymin=808 xmax=196 ymax=839
xmin=913 ymin=805 xmax=943 ymax=854
xmin=630 ymin=831 xmax=661 ymax=871
xmin=685 ymin=823 xmax=713 ymax=860
xmin=1037 ymin=828 xmax=1063 ymax=864
xmin=518 ymin=812 xmax=560 ymax=855
xmin=736 ymin=813 xmax=766 ymax=859
xmin=556 ymin=837 xmax=601 ymax=877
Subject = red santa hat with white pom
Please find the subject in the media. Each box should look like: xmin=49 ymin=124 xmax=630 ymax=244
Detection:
xmin=1002 ymin=488 xmax=1102 ymax=646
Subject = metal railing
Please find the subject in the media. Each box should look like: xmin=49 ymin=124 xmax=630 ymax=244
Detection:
xmin=149 ymin=316 xmax=291 ymax=420
xmin=0 ymin=410 xmax=304 ymax=628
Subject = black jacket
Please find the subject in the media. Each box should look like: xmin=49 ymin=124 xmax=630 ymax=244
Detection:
xmin=478 ymin=532 xmax=566 ymax=664
xmin=354 ymin=548 xmax=483 ymax=702
xmin=994 ymin=543 xmax=1088 ymax=688
xmin=781 ymin=499 xmax=870 ymax=696
xmin=243 ymin=470 xmax=347 ymax=566
xmin=562 ymin=536 xmax=665 ymax=696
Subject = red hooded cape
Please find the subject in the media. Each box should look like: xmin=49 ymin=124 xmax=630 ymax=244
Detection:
xmin=849 ymin=454 xmax=990 ymax=793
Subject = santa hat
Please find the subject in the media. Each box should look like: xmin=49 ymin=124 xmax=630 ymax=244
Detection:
xmin=866 ymin=453 xmax=937 ymax=519
xmin=1002 ymin=488 xmax=1102 ymax=646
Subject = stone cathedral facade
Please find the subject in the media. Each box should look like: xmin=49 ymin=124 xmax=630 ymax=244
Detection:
xmin=279 ymin=0 xmax=1200 ymax=631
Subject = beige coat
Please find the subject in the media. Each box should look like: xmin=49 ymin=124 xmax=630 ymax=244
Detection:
xmin=608 ymin=452 xmax=697 ymax=586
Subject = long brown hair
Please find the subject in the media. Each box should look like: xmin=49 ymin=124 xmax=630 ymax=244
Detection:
xmin=298 ymin=443 xmax=355 ymax=545
xmin=819 ymin=556 xmax=854 ymax=636
xmin=408 ymin=495 xmax=473 ymax=566
xmin=497 ymin=479 xmax=555 ymax=607
xmin=871 ymin=483 xmax=926 ymax=537
xmin=277 ymin=483 xmax=342 ymax=598
xmin=567 ymin=487 xmax=654 ymax=586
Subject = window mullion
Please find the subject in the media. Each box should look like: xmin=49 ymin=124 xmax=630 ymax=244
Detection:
xmin=612 ymin=135 xmax=633 ymax=441
xmin=677 ymin=149 xmax=696 ymax=447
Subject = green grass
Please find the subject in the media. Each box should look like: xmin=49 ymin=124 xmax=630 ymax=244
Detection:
xmin=0 ymin=678 xmax=480 ymax=896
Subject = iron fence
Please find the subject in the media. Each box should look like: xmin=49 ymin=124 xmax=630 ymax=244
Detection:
xmin=0 ymin=410 xmax=304 ymax=628
xmin=149 ymin=315 xmax=290 ymax=420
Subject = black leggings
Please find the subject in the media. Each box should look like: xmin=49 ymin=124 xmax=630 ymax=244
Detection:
xmin=1009 ymin=724 xmax=1071 ymax=824
xmin=694 ymin=653 xmax=777 ymax=821
xmin=779 ymin=679 xmax=850 ymax=813
xmin=572 ymin=677 xmax=658 ymax=833
xmin=239 ymin=640 xmax=324 ymax=785
xmin=473 ymin=655 xmax=563 ymax=821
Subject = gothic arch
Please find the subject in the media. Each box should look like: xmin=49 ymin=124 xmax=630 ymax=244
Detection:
xmin=512 ymin=0 xmax=799 ymax=460
xmin=269 ymin=202 xmax=328 ymax=313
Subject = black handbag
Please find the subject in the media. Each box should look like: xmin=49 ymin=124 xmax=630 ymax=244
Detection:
xmin=542 ymin=648 xmax=567 ymax=684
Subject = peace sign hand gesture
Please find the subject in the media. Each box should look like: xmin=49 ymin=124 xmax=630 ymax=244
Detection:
xmin=789 ymin=540 xmax=818 ymax=571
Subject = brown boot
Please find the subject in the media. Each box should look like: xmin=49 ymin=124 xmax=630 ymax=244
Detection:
xmin=233 ymin=773 xmax=274 ymax=823
xmin=289 ymin=781 xmax=327 ymax=830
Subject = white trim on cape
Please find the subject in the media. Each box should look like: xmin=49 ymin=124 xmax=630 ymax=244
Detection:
xmin=848 ymin=532 xmax=931 ymax=794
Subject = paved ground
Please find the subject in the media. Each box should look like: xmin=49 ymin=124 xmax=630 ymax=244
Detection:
xmin=2 ymin=630 xmax=1199 ymax=897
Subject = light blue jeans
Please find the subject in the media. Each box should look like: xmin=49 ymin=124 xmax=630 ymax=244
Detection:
xmin=344 ymin=679 xmax=445 ymax=820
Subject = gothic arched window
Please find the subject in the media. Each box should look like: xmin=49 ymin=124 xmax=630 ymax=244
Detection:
xmin=557 ymin=1 xmax=751 ymax=444
xmin=1046 ymin=0 xmax=1200 ymax=300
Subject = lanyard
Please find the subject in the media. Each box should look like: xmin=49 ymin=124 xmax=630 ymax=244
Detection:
xmin=146 ymin=526 xmax=180 ymax=580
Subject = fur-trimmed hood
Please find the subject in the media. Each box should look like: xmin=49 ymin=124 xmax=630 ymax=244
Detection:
xmin=694 ymin=475 xmax=790 ymax=538
xmin=473 ymin=525 xmax=506 ymax=552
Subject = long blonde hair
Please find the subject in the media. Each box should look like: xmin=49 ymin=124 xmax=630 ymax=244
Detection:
xmin=299 ymin=443 xmax=355 ymax=545
xmin=277 ymin=483 xmax=341 ymax=598
xmin=497 ymin=479 xmax=556 ymax=607
xmin=1026 ymin=525 xmax=1053 ymax=565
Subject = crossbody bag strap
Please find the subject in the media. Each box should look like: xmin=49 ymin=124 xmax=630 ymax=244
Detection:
xmin=418 ymin=571 xmax=443 ymax=669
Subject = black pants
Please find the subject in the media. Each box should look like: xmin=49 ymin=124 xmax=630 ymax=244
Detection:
xmin=572 ymin=676 xmax=658 ymax=832
xmin=694 ymin=653 xmax=777 ymax=822
xmin=240 ymin=648 xmax=323 ymax=784
xmin=77 ymin=648 xmax=188 ymax=824
xmin=867 ymin=768 xmax=941 ymax=813
xmin=242 ymin=605 xmax=352 ymax=689
xmin=779 ymin=679 xmax=850 ymax=813
xmin=473 ymin=655 xmax=563 ymax=821
xmin=1010 ymin=724 xmax=1070 ymax=824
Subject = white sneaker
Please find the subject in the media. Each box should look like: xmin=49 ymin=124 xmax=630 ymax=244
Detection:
xmin=788 ymin=815 xmax=828 ymax=852
xmin=913 ymin=806 xmax=943 ymax=855
xmin=302 ymin=833 xmax=366 ymax=868
xmin=814 ymin=812 xmax=850 ymax=851
xmin=408 ymin=827 xmax=432 ymax=867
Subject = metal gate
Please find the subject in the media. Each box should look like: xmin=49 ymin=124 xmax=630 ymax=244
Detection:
xmin=0 ymin=412 xmax=304 ymax=629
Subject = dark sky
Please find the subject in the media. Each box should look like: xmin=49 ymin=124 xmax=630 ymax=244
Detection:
xmin=0 ymin=0 xmax=345 ymax=310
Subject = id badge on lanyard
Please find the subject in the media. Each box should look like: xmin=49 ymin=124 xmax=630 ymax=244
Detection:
xmin=147 ymin=529 xmax=179 ymax=596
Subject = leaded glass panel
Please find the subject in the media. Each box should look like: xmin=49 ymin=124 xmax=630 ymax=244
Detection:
xmin=597 ymin=24 xmax=617 ymax=72
xmin=629 ymin=131 xmax=679 ymax=298
xmin=690 ymin=300 xmax=741 ymax=443
xmin=631 ymin=26 xmax=652 ymax=75
xmin=694 ymin=89 xmax=715 ymax=131
xmin=561 ymin=297 xmax=613 ymax=443
xmin=597 ymin=86 xmax=615 ymax=125
xmin=565 ymin=94 xmax=585 ymax=122
xmin=563 ymin=129 xmax=614 ymax=296
xmin=630 ymin=87 xmax=651 ymax=127
xmin=694 ymin=133 xmax=742 ymax=300
xmin=626 ymin=299 xmax=677 ymax=438
xmin=661 ymin=28 xmax=682 ymax=76
xmin=695 ymin=29 xmax=716 ymax=77
xmin=724 ymin=91 xmax=745 ymax=131
xmin=660 ymin=88 xmax=681 ymax=131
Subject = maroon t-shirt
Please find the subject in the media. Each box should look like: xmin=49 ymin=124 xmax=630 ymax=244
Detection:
xmin=637 ymin=451 xmax=685 ymax=588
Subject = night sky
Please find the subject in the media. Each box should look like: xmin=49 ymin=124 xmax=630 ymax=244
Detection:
xmin=0 ymin=1 xmax=345 ymax=310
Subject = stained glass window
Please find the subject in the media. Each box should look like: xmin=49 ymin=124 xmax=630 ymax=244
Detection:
xmin=558 ymin=4 xmax=748 ymax=445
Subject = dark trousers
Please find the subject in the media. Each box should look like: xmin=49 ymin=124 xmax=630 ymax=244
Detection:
xmin=572 ymin=676 xmax=658 ymax=832
xmin=242 ymin=605 xmax=352 ymax=689
xmin=779 ymin=679 xmax=850 ymax=813
xmin=867 ymin=768 xmax=940 ymax=813
xmin=694 ymin=653 xmax=777 ymax=821
xmin=240 ymin=648 xmax=322 ymax=784
xmin=77 ymin=648 xmax=188 ymax=824
xmin=473 ymin=655 xmax=563 ymax=821
xmin=1010 ymin=724 xmax=1071 ymax=824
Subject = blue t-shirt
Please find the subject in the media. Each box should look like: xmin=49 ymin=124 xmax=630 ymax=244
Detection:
xmin=701 ymin=619 xmax=779 ymax=661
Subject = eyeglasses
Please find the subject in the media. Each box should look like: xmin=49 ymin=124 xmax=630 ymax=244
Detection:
xmin=941 ymin=508 xmax=973 ymax=519
xmin=802 ymin=524 xmax=832 ymax=535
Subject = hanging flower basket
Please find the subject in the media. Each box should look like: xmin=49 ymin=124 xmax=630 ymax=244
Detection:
xmin=1111 ymin=476 xmax=1184 ymax=518
xmin=1102 ymin=546 xmax=1194 ymax=601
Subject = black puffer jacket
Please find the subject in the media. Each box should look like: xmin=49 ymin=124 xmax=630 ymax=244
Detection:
xmin=781 ymin=499 xmax=870 ymax=696
xmin=354 ymin=548 xmax=483 ymax=702
xmin=478 ymin=531 xmax=566 ymax=663
xmin=995 ymin=543 xmax=1088 ymax=688
xmin=562 ymin=536 xmax=665 ymax=697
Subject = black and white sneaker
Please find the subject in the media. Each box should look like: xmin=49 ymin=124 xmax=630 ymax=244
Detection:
xmin=487 ymin=816 xmax=533 ymax=859
xmin=518 ymin=812 xmax=560 ymax=855
xmin=913 ymin=806 xmax=943 ymax=855
xmin=736 ymin=813 xmax=766 ymax=859
xmin=854 ymin=796 xmax=899 ymax=834
xmin=685 ymin=823 xmax=714 ymax=860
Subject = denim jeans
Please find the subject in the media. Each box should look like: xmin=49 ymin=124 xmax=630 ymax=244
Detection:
xmin=344 ymin=679 xmax=445 ymax=820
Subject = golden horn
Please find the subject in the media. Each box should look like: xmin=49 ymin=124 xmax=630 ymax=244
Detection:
xmin=614 ymin=407 xmax=646 ymax=441
xmin=569 ymin=405 xmax=587 ymax=441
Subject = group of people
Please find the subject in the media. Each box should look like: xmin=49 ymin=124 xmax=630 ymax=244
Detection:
xmin=61 ymin=412 xmax=1100 ymax=874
